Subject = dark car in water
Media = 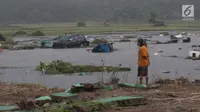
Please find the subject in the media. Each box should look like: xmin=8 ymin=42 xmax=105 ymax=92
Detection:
xmin=52 ymin=34 xmax=90 ymax=48
xmin=183 ymin=37 xmax=191 ymax=43
xmin=0 ymin=33 xmax=5 ymax=41
xmin=169 ymin=39 xmax=178 ymax=43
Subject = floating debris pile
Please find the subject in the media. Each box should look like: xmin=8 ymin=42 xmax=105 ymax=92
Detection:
xmin=36 ymin=60 xmax=131 ymax=74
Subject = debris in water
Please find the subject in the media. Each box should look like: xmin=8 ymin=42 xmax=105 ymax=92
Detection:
xmin=36 ymin=60 xmax=131 ymax=74
xmin=162 ymin=71 xmax=170 ymax=74
xmin=155 ymin=77 xmax=189 ymax=85
xmin=80 ymin=72 xmax=87 ymax=76
xmin=154 ymin=52 xmax=159 ymax=56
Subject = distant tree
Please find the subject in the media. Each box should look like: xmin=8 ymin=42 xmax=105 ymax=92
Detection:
xmin=148 ymin=11 xmax=158 ymax=25
xmin=77 ymin=22 xmax=86 ymax=27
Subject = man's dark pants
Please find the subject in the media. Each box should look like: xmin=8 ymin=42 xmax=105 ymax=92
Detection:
xmin=138 ymin=66 xmax=148 ymax=77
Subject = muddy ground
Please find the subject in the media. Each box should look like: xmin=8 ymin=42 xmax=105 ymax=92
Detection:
xmin=1 ymin=81 xmax=200 ymax=112
xmin=0 ymin=82 xmax=65 ymax=105
xmin=77 ymin=83 xmax=200 ymax=112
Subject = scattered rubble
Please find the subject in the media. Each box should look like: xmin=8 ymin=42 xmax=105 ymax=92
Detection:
xmin=155 ymin=77 xmax=189 ymax=85
xmin=0 ymin=82 xmax=65 ymax=105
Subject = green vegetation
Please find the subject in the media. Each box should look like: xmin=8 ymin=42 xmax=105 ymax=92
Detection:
xmin=0 ymin=36 xmax=15 ymax=45
xmin=14 ymin=31 xmax=27 ymax=36
xmin=49 ymin=101 xmax=114 ymax=112
xmin=0 ymin=20 xmax=200 ymax=36
xmin=36 ymin=60 xmax=131 ymax=74
xmin=30 ymin=30 xmax=45 ymax=36
xmin=77 ymin=22 xmax=86 ymax=27
xmin=0 ymin=36 xmax=15 ymax=49
xmin=148 ymin=11 xmax=158 ymax=25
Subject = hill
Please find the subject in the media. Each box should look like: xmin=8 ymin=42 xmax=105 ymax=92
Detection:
xmin=0 ymin=0 xmax=199 ymax=23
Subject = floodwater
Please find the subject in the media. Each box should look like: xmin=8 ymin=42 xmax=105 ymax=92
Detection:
xmin=0 ymin=34 xmax=200 ymax=88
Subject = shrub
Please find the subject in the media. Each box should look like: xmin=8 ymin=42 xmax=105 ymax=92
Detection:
xmin=30 ymin=31 xmax=45 ymax=36
xmin=4 ymin=38 xmax=15 ymax=45
xmin=77 ymin=22 xmax=86 ymax=27
xmin=14 ymin=31 xmax=27 ymax=36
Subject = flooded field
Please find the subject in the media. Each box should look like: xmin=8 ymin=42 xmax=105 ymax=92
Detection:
xmin=0 ymin=34 xmax=200 ymax=88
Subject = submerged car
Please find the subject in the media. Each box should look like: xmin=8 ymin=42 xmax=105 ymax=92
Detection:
xmin=52 ymin=34 xmax=90 ymax=48
xmin=169 ymin=39 xmax=178 ymax=43
xmin=40 ymin=36 xmax=62 ymax=48
xmin=183 ymin=37 xmax=191 ymax=43
xmin=0 ymin=33 xmax=5 ymax=41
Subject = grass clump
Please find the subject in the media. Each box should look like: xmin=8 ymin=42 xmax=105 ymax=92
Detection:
xmin=36 ymin=60 xmax=131 ymax=74
xmin=49 ymin=101 xmax=113 ymax=112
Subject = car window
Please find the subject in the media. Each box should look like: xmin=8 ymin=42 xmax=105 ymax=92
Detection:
xmin=79 ymin=35 xmax=85 ymax=40
xmin=53 ymin=36 xmax=62 ymax=40
xmin=74 ymin=35 xmax=79 ymax=41
xmin=59 ymin=35 xmax=70 ymax=41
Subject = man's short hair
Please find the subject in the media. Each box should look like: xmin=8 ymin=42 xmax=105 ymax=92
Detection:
xmin=137 ymin=38 xmax=144 ymax=44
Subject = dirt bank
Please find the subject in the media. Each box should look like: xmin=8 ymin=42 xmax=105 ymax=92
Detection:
xmin=1 ymin=78 xmax=200 ymax=112
xmin=0 ymin=83 xmax=65 ymax=105
xmin=76 ymin=83 xmax=200 ymax=112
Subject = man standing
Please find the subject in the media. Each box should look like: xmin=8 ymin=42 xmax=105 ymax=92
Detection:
xmin=137 ymin=38 xmax=150 ymax=85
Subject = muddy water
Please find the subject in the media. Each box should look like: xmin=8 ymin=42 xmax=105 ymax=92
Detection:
xmin=0 ymin=35 xmax=200 ymax=88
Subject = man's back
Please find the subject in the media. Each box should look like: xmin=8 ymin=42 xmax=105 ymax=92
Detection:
xmin=138 ymin=45 xmax=149 ymax=67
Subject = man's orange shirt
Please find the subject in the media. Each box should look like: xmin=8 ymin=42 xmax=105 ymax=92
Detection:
xmin=137 ymin=45 xmax=149 ymax=67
